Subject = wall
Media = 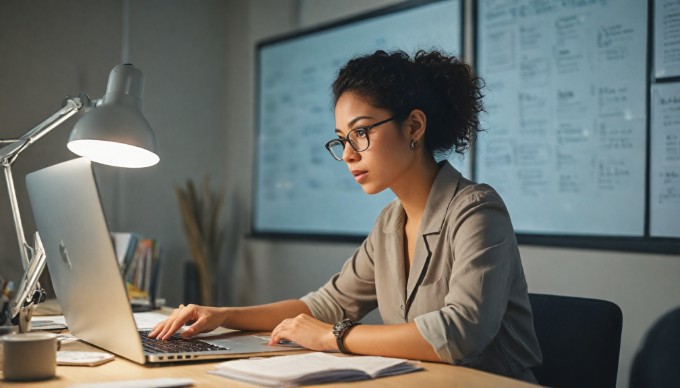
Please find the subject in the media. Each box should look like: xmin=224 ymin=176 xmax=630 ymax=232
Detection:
xmin=0 ymin=0 xmax=122 ymax=295
xmin=119 ymin=0 xmax=229 ymax=305
xmin=1 ymin=2 xmax=678 ymax=388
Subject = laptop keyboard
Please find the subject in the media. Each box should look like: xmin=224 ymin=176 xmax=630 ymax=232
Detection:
xmin=138 ymin=331 xmax=229 ymax=354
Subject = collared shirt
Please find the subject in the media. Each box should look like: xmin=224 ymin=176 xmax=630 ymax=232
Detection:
xmin=301 ymin=161 xmax=542 ymax=380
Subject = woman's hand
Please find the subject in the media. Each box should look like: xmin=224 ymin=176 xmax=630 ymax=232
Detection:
xmin=269 ymin=314 xmax=336 ymax=351
xmin=147 ymin=304 xmax=226 ymax=340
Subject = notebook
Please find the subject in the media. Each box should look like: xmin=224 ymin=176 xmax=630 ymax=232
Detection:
xmin=26 ymin=157 xmax=301 ymax=364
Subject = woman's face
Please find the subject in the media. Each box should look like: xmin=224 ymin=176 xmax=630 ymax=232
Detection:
xmin=334 ymin=92 xmax=413 ymax=195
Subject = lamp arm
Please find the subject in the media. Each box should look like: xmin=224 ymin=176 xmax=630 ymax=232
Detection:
xmin=0 ymin=96 xmax=90 ymax=165
xmin=3 ymin=166 xmax=31 ymax=270
xmin=0 ymin=94 xmax=94 ymax=331
xmin=0 ymin=95 xmax=90 ymax=270
xmin=0 ymin=93 xmax=98 ymax=271
xmin=9 ymin=232 xmax=47 ymax=330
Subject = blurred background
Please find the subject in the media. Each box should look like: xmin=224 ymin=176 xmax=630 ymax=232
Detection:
xmin=0 ymin=1 xmax=678 ymax=387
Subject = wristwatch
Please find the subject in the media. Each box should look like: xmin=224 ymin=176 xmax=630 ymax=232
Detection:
xmin=332 ymin=319 xmax=361 ymax=354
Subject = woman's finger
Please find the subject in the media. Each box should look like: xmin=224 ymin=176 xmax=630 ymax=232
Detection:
xmin=160 ymin=305 xmax=195 ymax=340
xmin=269 ymin=319 xmax=290 ymax=345
xmin=181 ymin=315 xmax=208 ymax=339
xmin=148 ymin=304 xmax=185 ymax=337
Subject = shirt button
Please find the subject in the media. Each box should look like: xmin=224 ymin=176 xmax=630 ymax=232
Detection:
xmin=400 ymin=304 xmax=404 ymax=310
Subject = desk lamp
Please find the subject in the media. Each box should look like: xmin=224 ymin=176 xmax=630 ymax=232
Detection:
xmin=0 ymin=64 xmax=159 ymax=332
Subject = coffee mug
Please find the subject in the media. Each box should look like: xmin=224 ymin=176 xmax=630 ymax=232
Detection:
xmin=2 ymin=332 xmax=57 ymax=381
xmin=0 ymin=326 xmax=18 ymax=370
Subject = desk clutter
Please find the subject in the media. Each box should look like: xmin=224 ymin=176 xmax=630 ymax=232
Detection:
xmin=69 ymin=378 xmax=195 ymax=388
xmin=208 ymin=352 xmax=423 ymax=387
xmin=57 ymin=350 xmax=115 ymax=366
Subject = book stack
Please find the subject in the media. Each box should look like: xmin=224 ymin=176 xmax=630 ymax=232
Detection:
xmin=110 ymin=232 xmax=161 ymax=303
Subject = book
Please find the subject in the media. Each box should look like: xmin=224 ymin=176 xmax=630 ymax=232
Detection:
xmin=110 ymin=232 xmax=137 ymax=269
xmin=110 ymin=232 xmax=140 ymax=277
xmin=208 ymin=352 xmax=423 ymax=387
xmin=110 ymin=232 xmax=161 ymax=304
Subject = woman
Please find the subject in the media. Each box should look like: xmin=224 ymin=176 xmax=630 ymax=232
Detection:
xmin=149 ymin=50 xmax=542 ymax=381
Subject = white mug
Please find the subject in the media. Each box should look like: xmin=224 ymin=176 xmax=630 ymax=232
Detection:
xmin=0 ymin=326 xmax=17 ymax=370
xmin=2 ymin=332 xmax=57 ymax=381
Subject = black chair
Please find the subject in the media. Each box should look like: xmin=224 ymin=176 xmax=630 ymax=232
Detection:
xmin=529 ymin=293 xmax=623 ymax=388
xmin=629 ymin=307 xmax=680 ymax=388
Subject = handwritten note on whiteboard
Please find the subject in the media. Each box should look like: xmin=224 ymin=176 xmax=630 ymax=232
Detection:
xmin=651 ymin=83 xmax=680 ymax=238
xmin=476 ymin=0 xmax=648 ymax=236
xmin=654 ymin=0 xmax=680 ymax=78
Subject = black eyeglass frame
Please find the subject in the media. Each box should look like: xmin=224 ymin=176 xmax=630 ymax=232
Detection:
xmin=324 ymin=116 xmax=396 ymax=161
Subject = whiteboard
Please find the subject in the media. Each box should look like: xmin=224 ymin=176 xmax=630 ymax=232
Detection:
xmin=654 ymin=0 xmax=680 ymax=78
xmin=651 ymin=83 xmax=680 ymax=238
xmin=253 ymin=0 xmax=462 ymax=237
xmin=476 ymin=0 xmax=648 ymax=236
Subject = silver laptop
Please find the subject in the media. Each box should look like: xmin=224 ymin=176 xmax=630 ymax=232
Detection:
xmin=26 ymin=157 xmax=300 ymax=364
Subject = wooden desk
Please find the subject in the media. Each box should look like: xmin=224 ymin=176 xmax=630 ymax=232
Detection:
xmin=1 ymin=336 xmax=539 ymax=388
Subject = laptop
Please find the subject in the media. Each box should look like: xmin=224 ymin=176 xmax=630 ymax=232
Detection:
xmin=26 ymin=157 xmax=300 ymax=364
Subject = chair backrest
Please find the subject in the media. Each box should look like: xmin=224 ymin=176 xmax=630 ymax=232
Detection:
xmin=529 ymin=293 xmax=623 ymax=388
xmin=629 ymin=307 xmax=680 ymax=387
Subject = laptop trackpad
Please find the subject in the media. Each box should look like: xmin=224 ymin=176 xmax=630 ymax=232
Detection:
xmin=203 ymin=334 xmax=302 ymax=353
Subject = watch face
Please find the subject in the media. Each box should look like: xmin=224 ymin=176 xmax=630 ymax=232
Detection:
xmin=333 ymin=320 xmax=349 ymax=337
xmin=333 ymin=319 xmax=358 ymax=338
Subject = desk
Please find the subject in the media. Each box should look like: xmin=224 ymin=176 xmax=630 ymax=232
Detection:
xmin=1 ymin=336 xmax=539 ymax=388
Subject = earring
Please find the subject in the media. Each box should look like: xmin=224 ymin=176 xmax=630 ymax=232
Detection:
xmin=409 ymin=140 xmax=416 ymax=150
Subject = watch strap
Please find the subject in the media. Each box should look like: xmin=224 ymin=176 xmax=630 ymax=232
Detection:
xmin=333 ymin=319 xmax=361 ymax=354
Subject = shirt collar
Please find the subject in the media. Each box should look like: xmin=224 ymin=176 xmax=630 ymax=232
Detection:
xmin=420 ymin=161 xmax=461 ymax=235
xmin=383 ymin=160 xmax=462 ymax=235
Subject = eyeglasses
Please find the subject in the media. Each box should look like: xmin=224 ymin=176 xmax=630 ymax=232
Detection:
xmin=324 ymin=116 xmax=395 ymax=161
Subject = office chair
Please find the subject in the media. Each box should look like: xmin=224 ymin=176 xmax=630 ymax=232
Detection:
xmin=629 ymin=306 xmax=680 ymax=388
xmin=528 ymin=293 xmax=623 ymax=388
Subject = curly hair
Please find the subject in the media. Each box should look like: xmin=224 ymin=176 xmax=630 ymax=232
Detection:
xmin=332 ymin=50 xmax=485 ymax=157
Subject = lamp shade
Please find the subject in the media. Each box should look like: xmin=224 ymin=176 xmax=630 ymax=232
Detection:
xmin=68 ymin=64 xmax=159 ymax=168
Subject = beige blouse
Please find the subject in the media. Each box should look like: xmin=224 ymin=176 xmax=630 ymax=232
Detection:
xmin=301 ymin=162 xmax=542 ymax=380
